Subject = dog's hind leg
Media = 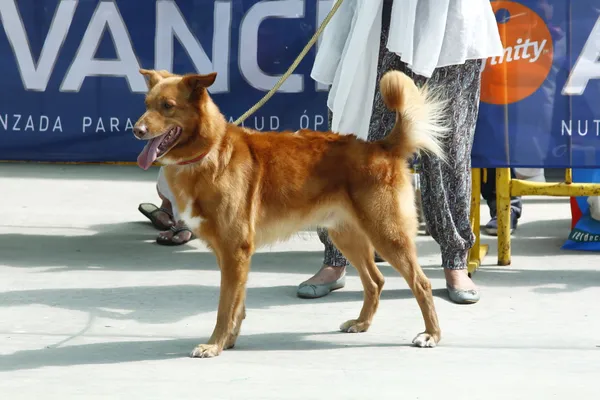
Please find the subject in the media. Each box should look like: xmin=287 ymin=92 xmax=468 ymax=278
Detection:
xmin=329 ymin=226 xmax=385 ymax=333
xmin=190 ymin=241 xmax=252 ymax=358
xmin=358 ymin=192 xmax=442 ymax=347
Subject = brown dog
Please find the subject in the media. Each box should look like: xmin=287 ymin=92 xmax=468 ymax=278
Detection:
xmin=133 ymin=68 xmax=447 ymax=358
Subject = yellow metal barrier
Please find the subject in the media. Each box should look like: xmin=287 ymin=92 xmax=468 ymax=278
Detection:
xmin=495 ymin=167 xmax=600 ymax=265
xmin=468 ymin=168 xmax=489 ymax=274
xmin=496 ymin=168 xmax=512 ymax=266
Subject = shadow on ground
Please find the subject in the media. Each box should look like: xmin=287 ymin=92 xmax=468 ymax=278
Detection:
xmin=1 ymin=217 xmax=597 ymax=293
xmin=472 ymin=219 xmax=600 ymax=293
xmin=0 ymin=220 xmax=453 ymax=272
xmin=0 ymin=221 xmax=322 ymax=273
xmin=0 ymin=332 xmax=411 ymax=372
xmin=478 ymin=217 xmax=580 ymax=258
xmin=468 ymin=267 xmax=600 ymax=294
xmin=0 ymin=283 xmax=452 ymax=328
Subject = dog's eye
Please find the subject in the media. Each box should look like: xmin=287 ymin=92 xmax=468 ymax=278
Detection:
xmin=163 ymin=101 xmax=174 ymax=110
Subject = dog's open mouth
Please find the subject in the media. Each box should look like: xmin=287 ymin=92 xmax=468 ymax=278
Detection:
xmin=137 ymin=126 xmax=182 ymax=170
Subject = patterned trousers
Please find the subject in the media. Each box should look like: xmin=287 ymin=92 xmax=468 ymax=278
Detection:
xmin=318 ymin=4 xmax=482 ymax=270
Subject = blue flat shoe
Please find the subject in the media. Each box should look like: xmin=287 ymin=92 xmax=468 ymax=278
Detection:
xmin=447 ymin=285 xmax=480 ymax=304
xmin=297 ymin=273 xmax=346 ymax=299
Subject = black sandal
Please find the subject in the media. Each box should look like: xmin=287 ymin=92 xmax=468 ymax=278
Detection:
xmin=156 ymin=225 xmax=196 ymax=246
xmin=138 ymin=203 xmax=174 ymax=230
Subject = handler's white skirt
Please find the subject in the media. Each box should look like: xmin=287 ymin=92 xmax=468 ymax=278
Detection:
xmin=311 ymin=0 xmax=503 ymax=140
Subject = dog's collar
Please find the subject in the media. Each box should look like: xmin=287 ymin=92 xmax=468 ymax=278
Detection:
xmin=176 ymin=152 xmax=208 ymax=166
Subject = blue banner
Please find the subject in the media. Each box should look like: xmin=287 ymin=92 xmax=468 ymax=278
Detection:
xmin=4 ymin=0 xmax=600 ymax=168
xmin=472 ymin=0 xmax=600 ymax=168
xmin=0 ymin=0 xmax=331 ymax=162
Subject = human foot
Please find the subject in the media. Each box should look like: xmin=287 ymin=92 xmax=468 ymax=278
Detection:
xmin=444 ymin=268 xmax=480 ymax=304
xmin=297 ymin=265 xmax=346 ymax=299
xmin=484 ymin=209 xmax=519 ymax=236
xmin=138 ymin=202 xmax=175 ymax=230
xmin=156 ymin=220 xmax=195 ymax=246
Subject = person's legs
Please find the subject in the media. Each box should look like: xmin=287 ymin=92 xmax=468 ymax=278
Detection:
xmin=138 ymin=169 xmax=175 ymax=230
xmin=300 ymin=5 xmax=485 ymax=303
xmin=138 ymin=196 xmax=175 ymax=230
xmin=297 ymin=6 xmax=397 ymax=298
xmin=480 ymin=167 xmax=496 ymax=212
xmin=412 ymin=60 xmax=484 ymax=303
xmin=296 ymin=111 xmax=349 ymax=298
xmin=510 ymin=168 xmax=523 ymax=219
xmin=481 ymin=168 xmax=522 ymax=235
xmin=154 ymin=167 xmax=195 ymax=246
xmin=367 ymin=54 xmax=483 ymax=302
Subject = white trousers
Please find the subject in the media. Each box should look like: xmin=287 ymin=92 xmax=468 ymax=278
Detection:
xmin=156 ymin=167 xmax=180 ymax=221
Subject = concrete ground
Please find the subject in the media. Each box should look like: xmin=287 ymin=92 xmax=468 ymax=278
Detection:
xmin=0 ymin=163 xmax=598 ymax=399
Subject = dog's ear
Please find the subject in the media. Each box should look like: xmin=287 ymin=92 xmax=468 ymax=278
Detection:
xmin=181 ymin=73 xmax=217 ymax=94
xmin=139 ymin=69 xmax=164 ymax=89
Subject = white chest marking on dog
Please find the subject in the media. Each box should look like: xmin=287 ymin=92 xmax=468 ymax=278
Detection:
xmin=180 ymin=201 xmax=204 ymax=231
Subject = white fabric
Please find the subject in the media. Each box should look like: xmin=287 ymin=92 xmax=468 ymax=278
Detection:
xmin=515 ymin=168 xmax=546 ymax=181
xmin=157 ymin=167 xmax=180 ymax=221
xmin=311 ymin=0 xmax=504 ymax=140
xmin=588 ymin=196 xmax=600 ymax=222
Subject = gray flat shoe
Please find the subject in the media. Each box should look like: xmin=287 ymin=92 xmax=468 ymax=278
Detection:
xmin=297 ymin=273 xmax=346 ymax=299
xmin=447 ymin=285 xmax=480 ymax=304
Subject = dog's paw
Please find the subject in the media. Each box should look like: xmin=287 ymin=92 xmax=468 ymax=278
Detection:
xmin=224 ymin=341 xmax=236 ymax=350
xmin=190 ymin=344 xmax=222 ymax=358
xmin=339 ymin=319 xmax=370 ymax=333
xmin=412 ymin=332 xmax=438 ymax=348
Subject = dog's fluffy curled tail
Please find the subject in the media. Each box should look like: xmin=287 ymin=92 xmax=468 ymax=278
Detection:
xmin=378 ymin=70 xmax=448 ymax=162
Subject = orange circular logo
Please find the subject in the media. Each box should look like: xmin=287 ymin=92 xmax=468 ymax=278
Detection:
xmin=480 ymin=1 xmax=554 ymax=105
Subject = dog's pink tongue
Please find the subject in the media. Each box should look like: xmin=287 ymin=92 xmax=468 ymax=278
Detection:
xmin=137 ymin=137 xmax=161 ymax=170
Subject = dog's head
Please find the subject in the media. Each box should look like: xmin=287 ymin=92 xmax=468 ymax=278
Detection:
xmin=134 ymin=69 xmax=223 ymax=170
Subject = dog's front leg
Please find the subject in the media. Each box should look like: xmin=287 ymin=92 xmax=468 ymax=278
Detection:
xmin=190 ymin=246 xmax=251 ymax=358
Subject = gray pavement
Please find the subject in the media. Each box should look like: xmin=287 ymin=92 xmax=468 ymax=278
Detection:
xmin=0 ymin=163 xmax=598 ymax=399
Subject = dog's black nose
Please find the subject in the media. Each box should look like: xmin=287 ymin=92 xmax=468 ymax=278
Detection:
xmin=133 ymin=124 xmax=148 ymax=139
